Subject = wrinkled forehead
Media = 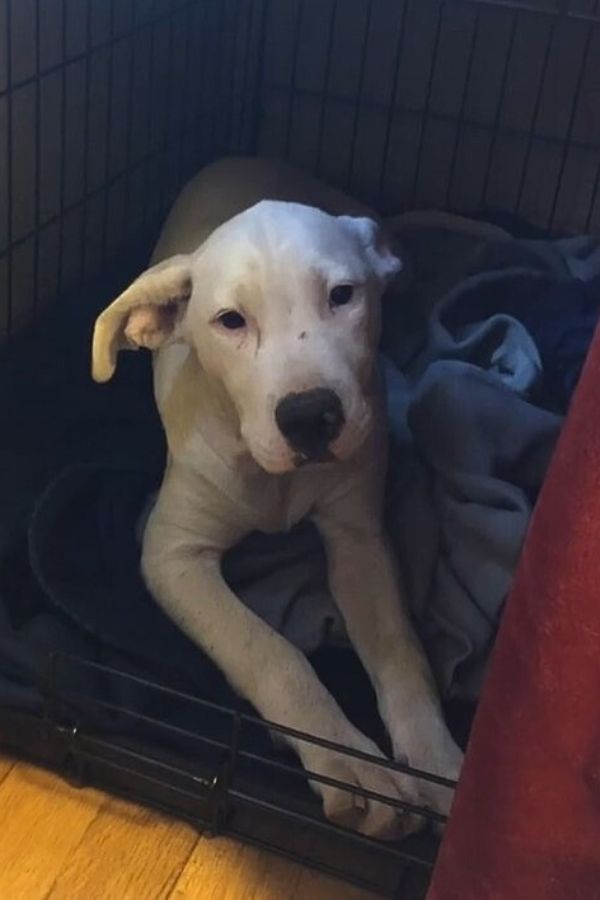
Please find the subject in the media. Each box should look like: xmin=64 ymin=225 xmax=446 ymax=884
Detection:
xmin=192 ymin=201 xmax=371 ymax=303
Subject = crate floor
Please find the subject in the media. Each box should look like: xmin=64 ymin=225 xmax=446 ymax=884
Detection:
xmin=0 ymin=754 xmax=379 ymax=900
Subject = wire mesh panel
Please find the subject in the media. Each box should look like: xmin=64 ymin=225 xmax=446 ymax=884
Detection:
xmin=257 ymin=0 xmax=600 ymax=234
xmin=3 ymin=0 xmax=600 ymax=342
xmin=0 ymin=0 xmax=262 ymax=340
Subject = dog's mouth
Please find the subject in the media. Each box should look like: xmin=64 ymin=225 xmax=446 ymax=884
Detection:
xmin=245 ymin=439 xmax=336 ymax=474
xmin=293 ymin=447 xmax=336 ymax=467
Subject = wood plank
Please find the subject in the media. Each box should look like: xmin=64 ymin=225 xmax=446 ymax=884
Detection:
xmin=47 ymin=796 xmax=199 ymax=900
xmin=0 ymin=753 xmax=15 ymax=785
xmin=168 ymin=834 xmax=307 ymax=900
xmin=0 ymin=757 xmax=375 ymax=900
xmin=294 ymin=866 xmax=376 ymax=900
xmin=0 ymin=761 xmax=105 ymax=900
xmin=168 ymin=833 xmax=376 ymax=900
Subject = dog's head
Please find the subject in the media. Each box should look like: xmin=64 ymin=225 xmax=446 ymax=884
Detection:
xmin=92 ymin=201 xmax=401 ymax=473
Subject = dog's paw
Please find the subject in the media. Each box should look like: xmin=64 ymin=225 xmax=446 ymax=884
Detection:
xmin=303 ymin=735 xmax=424 ymax=841
xmin=395 ymin=732 xmax=464 ymax=831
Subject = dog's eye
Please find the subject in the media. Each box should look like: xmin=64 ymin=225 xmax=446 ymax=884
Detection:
xmin=329 ymin=285 xmax=354 ymax=307
xmin=217 ymin=311 xmax=246 ymax=330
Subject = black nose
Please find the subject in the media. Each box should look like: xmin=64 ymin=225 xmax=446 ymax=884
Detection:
xmin=275 ymin=389 xmax=345 ymax=460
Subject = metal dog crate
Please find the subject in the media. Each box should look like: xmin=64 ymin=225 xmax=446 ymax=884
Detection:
xmin=1 ymin=0 xmax=600 ymax=896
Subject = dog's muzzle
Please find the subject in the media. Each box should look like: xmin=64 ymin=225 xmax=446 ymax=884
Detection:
xmin=275 ymin=388 xmax=345 ymax=462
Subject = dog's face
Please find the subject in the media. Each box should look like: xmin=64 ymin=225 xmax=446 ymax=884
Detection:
xmin=92 ymin=201 xmax=401 ymax=474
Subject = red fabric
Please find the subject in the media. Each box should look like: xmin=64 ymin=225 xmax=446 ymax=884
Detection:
xmin=427 ymin=325 xmax=600 ymax=900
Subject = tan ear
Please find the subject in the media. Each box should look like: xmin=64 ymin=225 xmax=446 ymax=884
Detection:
xmin=91 ymin=254 xmax=192 ymax=383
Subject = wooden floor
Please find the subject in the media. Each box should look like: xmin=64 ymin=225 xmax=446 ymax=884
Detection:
xmin=0 ymin=754 xmax=374 ymax=900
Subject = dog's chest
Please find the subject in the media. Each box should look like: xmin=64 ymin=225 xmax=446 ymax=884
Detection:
xmin=238 ymin=472 xmax=318 ymax=534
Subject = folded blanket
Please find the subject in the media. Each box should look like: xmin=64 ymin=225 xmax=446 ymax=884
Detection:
xmin=378 ymin=214 xmax=599 ymax=696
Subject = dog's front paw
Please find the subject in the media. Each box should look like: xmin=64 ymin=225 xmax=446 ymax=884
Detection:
xmin=302 ymin=733 xmax=424 ymax=841
xmin=393 ymin=730 xmax=464 ymax=829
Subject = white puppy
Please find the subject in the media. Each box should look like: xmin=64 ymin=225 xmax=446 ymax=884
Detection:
xmin=92 ymin=157 xmax=463 ymax=839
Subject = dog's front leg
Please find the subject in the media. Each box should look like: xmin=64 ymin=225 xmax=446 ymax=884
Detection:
xmin=142 ymin=506 xmax=423 ymax=839
xmin=314 ymin=500 xmax=463 ymax=820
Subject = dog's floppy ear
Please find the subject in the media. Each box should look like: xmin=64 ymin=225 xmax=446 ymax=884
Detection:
xmin=338 ymin=216 xmax=402 ymax=285
xmin=92 ymin=254 xmax=192 ymax=383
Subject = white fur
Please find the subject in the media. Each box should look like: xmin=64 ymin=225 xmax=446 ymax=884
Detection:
xmin=92 ymin=157 xmax=463 ymax=839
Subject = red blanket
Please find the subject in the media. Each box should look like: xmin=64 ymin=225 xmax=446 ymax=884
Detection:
xmin=427 ymin=326 xmax=600 ymax=900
